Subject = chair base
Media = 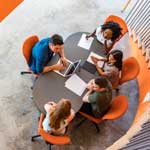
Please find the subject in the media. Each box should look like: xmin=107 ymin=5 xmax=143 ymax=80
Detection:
xmin=20 ymin=71 xmax=32 ymax=75
xmin=31 ymin=134 xmax=41 ymax=141
xmin=48 ymin=144 xmax=51 ymax=150
xmin=76 ymin=116 xmax=100 ymax=133
xmin=76 ymin=117 xmax=86 ymax=128
xmin=32 ymin=135 xmax=52 ymax=150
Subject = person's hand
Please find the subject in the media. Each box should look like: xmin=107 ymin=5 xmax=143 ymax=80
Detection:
xmin=87 ymin=79 xmax=94 ymax=90
xmin=87 ymin=84 xmax=93 ymax=90
xmin=85 ymin=35 xmax=90 ymax=40
xmin=47 ymin=101 xmax=56 ymax=105
xmin=47 ymin=101 xmax=56 ymax=106
xmin=60 ymin=57 xmax=68 ymax=67
xmin=91 ymin=56 xmax=99 ymax=64
xmin=95 ymin=63 xmax=99 ymax=69
xmin=53 ymin=64 xmax=65 ymax=71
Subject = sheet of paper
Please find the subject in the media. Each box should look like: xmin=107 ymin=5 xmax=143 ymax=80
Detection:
xmin=87 ymin=51 xmax=105 ymax=65
xmin=77 ymin=33 xmax=94 ymax=50
xmin=65 ymin=74 xmax=87 ymax=96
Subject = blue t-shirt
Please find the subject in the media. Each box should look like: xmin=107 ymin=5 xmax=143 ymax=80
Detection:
xmin=29 ymin=37 xmax=54 ymax=74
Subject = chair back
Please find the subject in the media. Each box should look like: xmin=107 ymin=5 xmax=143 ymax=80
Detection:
xmin=120 ymin=57 xmax=140 ymax=84
xmin=79 ymin=95 xmax=128 ymax=124
xmin=102 ymin=95 xmax=128 ymax=120
xmin=105 ymin=15 xmax=128 ymax=40
xmin=38 ymin=113 xmax=71 ymax=145
xmin=22 ymin=35 xmax=39 ymax=65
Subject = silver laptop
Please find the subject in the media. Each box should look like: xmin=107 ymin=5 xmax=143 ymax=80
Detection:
xmin=54 ymin=59 xmax=81 ymax=77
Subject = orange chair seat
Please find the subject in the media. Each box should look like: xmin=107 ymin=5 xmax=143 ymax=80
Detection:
xmin=37 ymin=113 xmax=71 ymax=145
xmin=79 ymin=95 xmax=128 ymax=124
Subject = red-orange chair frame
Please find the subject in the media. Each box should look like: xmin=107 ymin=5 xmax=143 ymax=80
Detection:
xmin=20 ymin=35 xmax=39 ymax=75
xmin=105 ymin=15 xmax=128 ymax=41
xmin=31 ymin=113 xmax=71 ymax=150
xmin=79 ymin=95 xmax=128 ymax=132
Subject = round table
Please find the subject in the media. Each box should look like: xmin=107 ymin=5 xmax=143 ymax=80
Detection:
xmin=32 ymin=32 xmax=105 ymax=113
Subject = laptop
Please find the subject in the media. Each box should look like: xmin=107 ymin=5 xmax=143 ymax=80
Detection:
xmin=81 ymin=61 xmax=97 ymax=74
xmin=54 ymin=59 xmax=81 ymax=77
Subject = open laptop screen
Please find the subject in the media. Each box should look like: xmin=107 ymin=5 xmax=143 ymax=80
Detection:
xmin=59 ymin=61 xmax=72 ymax=75
xmin=66 ymin=60 xmax=81 ymax=76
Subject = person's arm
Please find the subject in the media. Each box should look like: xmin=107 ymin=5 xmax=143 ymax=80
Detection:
xmin=95 ymin=63 xmax=107 ymax=76
xmin=82 ymin=89 xmax=93 ymax=103
xmin=43 ymin=63 xmax=65 ymax=73
xmin=104 ymin=40 xmax=115 ymax=53
xmin=91 ymin=56 xmax=107 ymax=64
xmin=66 ymin=109 xmax=75 ymax=124
xmin=44 ymin=102 xmax=56 ymax=113
xmin=86 ymin=29 xmax=96 ymax=40
xmin=58 ymin=48 xmax=68 ymax=67
xmin=35 ymin=55 xmax=65 ymax=74
xmin=87 ymin=79 xmax=94 ymax=90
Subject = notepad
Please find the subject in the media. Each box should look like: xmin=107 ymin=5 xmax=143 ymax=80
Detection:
xmin=65 ymin=74 xmax=87 ymax=96
xmin=87 ymin=51 xmax=105 ymax=68
xmin=78 ymin=34 xmax=94 ymax=50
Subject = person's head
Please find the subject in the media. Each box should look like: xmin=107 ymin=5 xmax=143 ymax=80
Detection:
xmin=107 ymin=50 xmax=123 ymax=71
xmin=101 ymin=21 xmax=122 ymax=41
xmin=49 ymin=34 xmax=64 ymax=53
xmin=93 ymin=77 xmax=109 ymax=92
xmin=50 ymin=99 xmax=71 ymax=130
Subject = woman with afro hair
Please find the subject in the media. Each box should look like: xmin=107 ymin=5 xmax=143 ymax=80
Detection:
xmin=86 ymin=21 xmax=122 ymax=52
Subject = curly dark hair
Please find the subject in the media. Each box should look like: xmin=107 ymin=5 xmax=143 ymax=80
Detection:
xmin=107 ymin=50 xmax=123 ymax=71
xmin=101 ymin=21 xmax=122 ymax=41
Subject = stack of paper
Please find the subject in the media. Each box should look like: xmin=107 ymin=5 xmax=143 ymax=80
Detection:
xmin=65 ymin=74 xmax=87 ymax=96
xmin=78 ymin=34 xmax=94 ymax=50
xmin=87 ymin=51 xmax=105 ymax=68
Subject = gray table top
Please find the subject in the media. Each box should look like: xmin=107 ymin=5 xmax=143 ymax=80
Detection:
xmin=32 ymin=32 xmax=105 ymax=113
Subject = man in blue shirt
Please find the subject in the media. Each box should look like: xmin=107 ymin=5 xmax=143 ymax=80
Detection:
xmin=29 ymin=34 xmax=67 ymax=74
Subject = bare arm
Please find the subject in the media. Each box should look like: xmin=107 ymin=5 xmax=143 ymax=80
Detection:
xmin=44 ymin=102 xmax=56 ymax=113
xmin=82 ymin=89 xmax=93 ymax=103
xmin=58 ymin=47 xmax=65 ymax=58
xmin=95 ymin=63 xmax=107 ymax=76
xmin=91 ymin=56 xmax=107 ymax=64
xmin=58 ymin=48 xmax=68 ymax=67
xmin=66 ymin=109 xmax=75 ymax=124
xmin=86 ymin=29 xmax=96 ymax=39
xmin=104 ymin=40 xmax=115 ymax=53
xmin=43 ymin=63 xmax=64 ymax=73
xmin=87 ymin=79 xmax=94 ymax=90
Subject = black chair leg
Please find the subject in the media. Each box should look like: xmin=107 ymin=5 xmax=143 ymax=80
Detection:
xmin=115 ymin=88 xmax=119 ymax=93
xmin=31 ymin=76 xmax=38 ymax=90
xmin=20 ymin=71 xmax=32 ymax=75
xmin=31 ymin=135 xmax=41 ymax=141
xmin=92 ymin=122 xmax=100 ymax=133
xmin=48 ymin=144 xmax=51 ymax=150
xmin=76 ymin=117 xmax=86 ymax=128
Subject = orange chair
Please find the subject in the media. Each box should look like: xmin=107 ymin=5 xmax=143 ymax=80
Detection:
xmin=105 ymin=15 xmax=128 ymax=41
xmin=20 ymin=35 xmax=39 ymax=75
xmin=79 ymin=95 xmax=128 ymax=132
xmin=31 ymin=113 xmax=71 ymax=150
xmin=120 ymin=57 xmax=140 ymax=85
